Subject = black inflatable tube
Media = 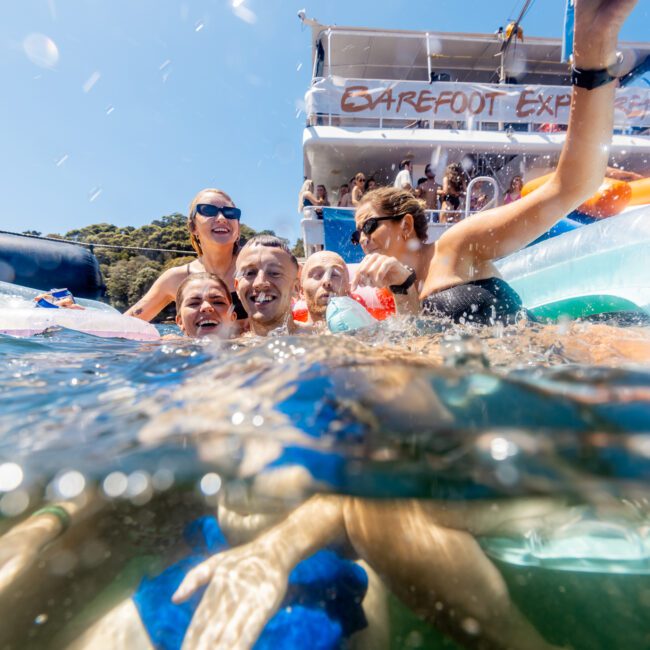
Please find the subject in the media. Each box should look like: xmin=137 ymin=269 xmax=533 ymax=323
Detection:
xmin=0 ymin=232 xmax=104 ymax=299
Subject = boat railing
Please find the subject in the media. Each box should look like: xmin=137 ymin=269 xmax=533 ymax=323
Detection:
xmin=300 ymin=205 xmax=493 ymax=256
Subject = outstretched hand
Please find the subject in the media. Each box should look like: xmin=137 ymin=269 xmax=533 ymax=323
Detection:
xmin=173 ymin=541 xmax=289 ymax=650
xmin=352 ymin=253 xmax=412 ymax=291
xmin=573 ymin=0 xmax=638 ymax=68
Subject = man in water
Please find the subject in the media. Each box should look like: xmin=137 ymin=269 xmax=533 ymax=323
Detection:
xmin=174 ymin=272 xmax=236 ymax=338
xmin=300 ymin=251 xmax=351 ymax=327
xmin=234 ymin=235 xmax=301 ymax=336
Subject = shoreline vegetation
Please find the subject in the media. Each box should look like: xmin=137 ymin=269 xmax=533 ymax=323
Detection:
xmin=25 ymin=215 xmax=305 ymax=321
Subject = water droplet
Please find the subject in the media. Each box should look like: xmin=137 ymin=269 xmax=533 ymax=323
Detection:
xmin=0 ymin=490 xmax=29 ymax=516
xmin=159 ymin=59 xmax=171 ymax=71
xmin=194 ymin=21 xmax=204 ymax=32
xmin=231 ymin=411 xmax=244 ymax=425
xmin=105 ymin=105 xmax=115 ymax=116
xmin=54 ymin=470 xmax=86 ymax=499
xmin=200 ymin=472 xmax=222 ymax=496
xmin=23 ymin=33 xmax=59 ymax=69
xmin=0 ymin=463 xmax=24 ymax=492
xmin=296 ymin=62 xmax=303 ymax=72
xmin=34 ymin=614 xmax=48 ymax=625
xmin=55 ymin=153 xmax=68 ymax=167
xmin=103 ymin=471 xmax=128 ymax=498
xmin=252 ymin=415 xmax=264 ymax=427
xmin=88 ymin=187 xmax=102 ymax=202
xmin=232 ymin=2 xmax=257 ymax=24
xmin=82 ymin=71 xmax=101 ymax=93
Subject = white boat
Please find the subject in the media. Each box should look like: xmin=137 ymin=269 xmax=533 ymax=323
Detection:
xmin=298 ymin=15 xmax=650 ymax=258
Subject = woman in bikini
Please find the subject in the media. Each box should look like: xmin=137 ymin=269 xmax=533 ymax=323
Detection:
xmin=350 ymin=0 xmax=634 ymax=326
xmin=125 ymin=188 xmax=248 ymax=324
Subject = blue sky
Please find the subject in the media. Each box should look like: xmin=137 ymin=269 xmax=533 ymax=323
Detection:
xmin=1 ymin=0 xmax=647 ymax=244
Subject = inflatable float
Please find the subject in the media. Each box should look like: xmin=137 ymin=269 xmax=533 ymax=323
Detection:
xmin=0 ymin=281 xmax=160 ymax=340
xmin=497 ymin=205 xmax=650 ymax=320
xmin=0 ymin=232 xmax=103 ymax=298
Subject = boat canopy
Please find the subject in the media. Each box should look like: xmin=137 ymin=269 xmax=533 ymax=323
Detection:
xmin=308 ymin=21 xmax=650 ymax=86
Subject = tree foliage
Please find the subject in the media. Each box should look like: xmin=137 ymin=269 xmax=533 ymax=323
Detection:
xmin=47 ymin=213 xmax=281 ymax=320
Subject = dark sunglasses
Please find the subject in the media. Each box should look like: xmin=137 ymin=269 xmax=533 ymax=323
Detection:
xmin=350 ymin=215 xmax=404 ymax=245
xmin=195 ymin=204 xmax=242 ymax=220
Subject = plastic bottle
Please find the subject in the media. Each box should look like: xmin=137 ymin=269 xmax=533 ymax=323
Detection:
xmin=326 ymin=296 xmax=377 ymax=333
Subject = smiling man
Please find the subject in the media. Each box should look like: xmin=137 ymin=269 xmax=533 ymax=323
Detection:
xmin=234 ymin=235 xmax=301 ymax=336
xmin=175 ymin=272 xmax=236 ymax=338
xmin=300 ymin=251 xmax=351 ymax=326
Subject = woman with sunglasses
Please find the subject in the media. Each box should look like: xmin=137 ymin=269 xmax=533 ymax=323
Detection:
xmin=125 ymin=188 xmax=248 ymax=323
xmin=352 ymin=0 xmax=637 ymax=326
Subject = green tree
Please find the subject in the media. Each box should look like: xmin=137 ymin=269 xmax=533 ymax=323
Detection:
xmin=292 ymin=238 xmax=305 ymax=258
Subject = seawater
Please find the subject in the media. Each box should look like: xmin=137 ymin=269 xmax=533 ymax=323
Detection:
xmin=1 ymin=319 xmax=650 ymax=649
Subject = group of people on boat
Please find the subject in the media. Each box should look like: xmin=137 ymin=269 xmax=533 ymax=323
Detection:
xmin=3 ymin=1 xmax=644 ymax=648
xmin=300 ymin=158 xmax=527 ymax=228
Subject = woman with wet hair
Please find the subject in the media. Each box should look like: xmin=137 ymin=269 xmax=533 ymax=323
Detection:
xmin=125 ymin=188 xmax=247 ymax=323
xmin=350 ymin=0 xmax=637 ymax=326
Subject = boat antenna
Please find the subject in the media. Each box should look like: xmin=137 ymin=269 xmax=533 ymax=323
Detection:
xmin=297 ymin=9 xmax=319 ymax=29
xmin=498 ymin=0 xmax=535 ymax=83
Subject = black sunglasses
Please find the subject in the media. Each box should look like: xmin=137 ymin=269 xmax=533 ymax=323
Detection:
xmin=195 ymin=204 xmax=242 ymax=220
xmin=350 ymin=215 xmax=404 ymax=245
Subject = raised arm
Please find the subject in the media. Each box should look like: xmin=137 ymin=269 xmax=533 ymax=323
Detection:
xmin=440 ymin=0 xmax=638 ymax=266
xmin=124 ymin=266 xmax=180 ymax=320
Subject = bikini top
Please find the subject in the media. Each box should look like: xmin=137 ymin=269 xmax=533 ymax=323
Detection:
xmin=421 ymin=277 xmax=528 ymax=325
xmin=185 ymin=263 xmax=248 ymax=320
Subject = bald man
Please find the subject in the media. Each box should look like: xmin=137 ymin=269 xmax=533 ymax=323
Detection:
xmin=300 ymin=251 xmax=351 ymax=326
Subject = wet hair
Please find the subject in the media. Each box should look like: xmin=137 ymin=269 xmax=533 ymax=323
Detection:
xmin=175 ymin=272 xmax=232 ymax=310
xmin=238 ymin=235 xmax=299 ymax=268
xmin=425 ymin=163 xmax=433 ymax=175
xmin=445 ymin=163 xmax=466 ymax=193
xmin=340 ymin=183 xmax=349 ymax=190
xmin=417 ymin=177 xmax=427 ymax=186
xmin=399 ymin=159 xmax=412 ymax=170
xmin=364 ymin=177 xmax=377 ymax=192
xmin=360 ymin=186 xmax=428 ymax=242
xmin=187 ymin=188 xmax=240 ymax=257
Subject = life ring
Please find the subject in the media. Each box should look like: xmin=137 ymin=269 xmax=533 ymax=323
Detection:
xmin=628 ymin=177 xmax=650 ymax=207
xmin=521 ymin=173 xmax=632 ymax=218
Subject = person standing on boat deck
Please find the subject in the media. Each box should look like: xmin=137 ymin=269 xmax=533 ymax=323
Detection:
xmin=420 ymin=164 xmax=440 ymax=211
xmin=349 ymin=0 xmax=635 ymax=326
xmin=437 ymin=162 xmax=466 ymax=223
xmin=125 ymin=188 xmax=247 ymax=325
xmin=350 ymin=172 xmax=366 ymax=207
xmin=393 ymin=159 xmax=414 ymax=193
xmin=504 ymin=175 xmax=523 ymax=204
xmin=365 ymin=177 xmax=378 ymax=193
xmin=337 ymin=183 xmax=351 ymax=207
xmin=298 ymin=179 xmax=324 ymax=216
xmin=234 ymin=235 xmax=302 ymax=336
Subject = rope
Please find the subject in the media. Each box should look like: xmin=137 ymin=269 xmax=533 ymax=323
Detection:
xmin=0 ymin=229 xmax=197 ymax=256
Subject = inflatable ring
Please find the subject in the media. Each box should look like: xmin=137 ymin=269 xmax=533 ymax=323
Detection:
xmin=522 ymin=173 xmax=632 ymax=218
xmin=628 ymin=177 xmax=650 ymax=207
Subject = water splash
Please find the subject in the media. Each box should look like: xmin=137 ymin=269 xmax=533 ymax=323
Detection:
xmin=82 ymin=71 xmax=101 ymax=93
xmin=23 ymin=33 xmax=59 ymax=69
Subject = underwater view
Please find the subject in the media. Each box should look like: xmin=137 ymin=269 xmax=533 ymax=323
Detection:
xmin=2 ymin=314 xmax=650 ymax=649
xmin=2 ymin=0 xmax=650 ymax=648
